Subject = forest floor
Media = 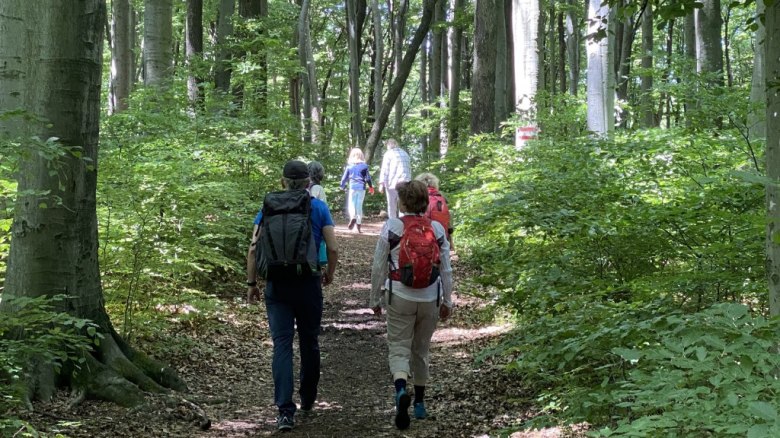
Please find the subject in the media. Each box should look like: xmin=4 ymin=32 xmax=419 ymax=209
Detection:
xmin=17 ymin=219 xmax=585 ymax=438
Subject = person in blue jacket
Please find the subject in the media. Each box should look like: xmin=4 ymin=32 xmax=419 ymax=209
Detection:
xmin=340 ymin=148 xmax=374 ymax=233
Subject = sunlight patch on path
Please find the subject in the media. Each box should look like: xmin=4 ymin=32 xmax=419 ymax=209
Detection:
xmin=432 ymin=324 xmax=512 ymax=345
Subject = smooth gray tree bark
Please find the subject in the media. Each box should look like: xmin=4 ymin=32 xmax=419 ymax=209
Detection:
xmin=0 ymin=0 xmax=193 ymax=412
xmin=586 ymin=0 xmax=614 ymax=135
xmin=392 ymin=0 xmax=409 ymax=138
xmin=640 ymin=1 xmax=655 ymax=128
xmin=186 ymin=0 xmax=204 ymax=107
xmin=748 ymin=0 xmax=766 ymax=140
xmin=110 ymin=0 xmax=133 ymax=113
xmin=470 ymin=0 xmax=498 ymax=134
xmin=143 ymin=0 xmax=173 ymax=86
xmin=565 ymin=0 xmax=580 ymax=95
xmin=214 ymin=0 xmax=235 ymax=93
xmin=765 ymin=0 xmax=780 ymax=316
xmin=299 ymin=0 xmax=322 ymax=145
xmin=346 ymin=0 xmax=365 ymax=147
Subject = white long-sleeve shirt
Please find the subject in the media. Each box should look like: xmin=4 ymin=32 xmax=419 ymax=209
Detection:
xmin=379 ymin=148 xmax=411 ymax=189
xmin=370 ymin=215 xmax=453 ymax=308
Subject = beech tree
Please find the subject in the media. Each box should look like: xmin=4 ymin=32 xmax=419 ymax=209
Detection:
xmin=748 ymin=0 xmax=766 ymax=140
xmin=586 ymin=0 xmax=614 ymax=135
xmin=470 ymin=0 xmax=498 ymax=134
xmin=109 ymin=0 xmax=133 ymax=113
xmin=346 ymin=0 xmax=365 ymax=147
xmin=186 ymin=0 xmax=204 ymax=107
xmin=298 ymin=0 xmax=322 ymax=145
xmin=143 ymin=0 xmax=173 ymax=86
xmin=766 ymin=0 xmax=780 ymax=316
xmin=0 ymin=0 xmax=195 ymax=411
xmin=512 ymin=0 xmax=541 ymax=147
xmin=214 ymin=0 xmax=236 ymax=93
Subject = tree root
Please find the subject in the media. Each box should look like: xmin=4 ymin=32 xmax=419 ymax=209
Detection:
xmin=24 ymin=325 xmax=210 ymax=430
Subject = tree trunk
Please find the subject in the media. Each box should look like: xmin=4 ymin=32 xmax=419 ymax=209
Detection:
xmin=364 ymin=0 xmax=437 ymax=163
xmin=143 ymin=0 xmax=173 ymax=86
xmin=640 ymin=1 xmax=655 ymax=128
xmin=586 ymin=0 xmax=614 ymax=135
xmin=420 ymin=34 xmax=429 ymax=150
xmin=429 ymin=0 xmax=444 ymax=156
xmin=214 ymin=0 xmax=235 ymax=93
xmin=186 ymin=0 xmax=204 ymax=108
xmin=299 ymin=0 xmax=321 ymax=145
xmin=615 ymin=12 xmax=635 ymax=113
xmin=512 ymin=0 xmax=540 ymax=147
xmin=495 ymin=5 xmax=509 ymax=128
xmin=748 ymin=0 xmax=766 ymax=140
xmin=347 ymin=0 xmax=365 ymax=147
xmin=470 ymin=0 xmax=498 ymax=134
xmin=393 ymin=0 xmax=409 ymax=138
xmin=565 ymin=0 xmax=580 ymax=95
xmin=448 ymin=0 xmax=464 ymax=150
xmin=557 ymin=11 xmax=566 ymax=94
xmin=724 ymin=5 xmax=733 ymax=88
xmin=695 ymin=0 xmax=723 ymax=81
xmin=765 ymin=0 xmax=780 ymax=316
xmin=110 ymin=0 xmax=133 ymax=113
xmin=372 ymin=0 xmax=384 ymax=119
xmin=0 ymin=0 xmax=196 ymax=414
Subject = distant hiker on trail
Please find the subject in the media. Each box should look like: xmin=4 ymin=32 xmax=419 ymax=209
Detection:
xmin=245 ymin=160 xmax=339 ymax=432
xmin=378 ymin=138 xmax=411 ymax=219
xmin=415 ymin=172 xmax=455 ymax=252
xmin=340 ymin=148 xmax=374 ymax=233
xmin=308 ymin=161 xmax=330 ymax=267
xmin=369 ymin=180 xmax=453 ymax=430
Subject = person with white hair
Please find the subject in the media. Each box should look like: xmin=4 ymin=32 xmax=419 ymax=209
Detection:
xmin=378 ymin=138 xmax=411 ymax=219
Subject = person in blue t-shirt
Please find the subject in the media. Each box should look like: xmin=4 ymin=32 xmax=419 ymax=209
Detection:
xmin=340 ymin=147 xmax=374 ymax=233
xmin=245 ymin=160 xmax=339 ymax=432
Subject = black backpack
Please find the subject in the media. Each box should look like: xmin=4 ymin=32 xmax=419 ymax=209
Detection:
xmin=255 ymin=189 xmax=320 ymax=281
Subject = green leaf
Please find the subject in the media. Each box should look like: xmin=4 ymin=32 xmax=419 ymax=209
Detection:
xmin=748 ymin=401 xmax=777 ymax=421
xmin=86 ymin=326 xmax=97 ymax=337
xmin=612 ymin=348 xmax=642 ymax=362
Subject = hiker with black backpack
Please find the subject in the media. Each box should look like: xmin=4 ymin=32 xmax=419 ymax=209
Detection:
xmin=369 ymin=180 xmax=453 ymax=430
xmin=245 ymin=160 xmax=339 ymax=432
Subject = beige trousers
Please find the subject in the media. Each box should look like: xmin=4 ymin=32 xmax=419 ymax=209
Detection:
xmin=386 ymin=293 xmax=439 ymax=385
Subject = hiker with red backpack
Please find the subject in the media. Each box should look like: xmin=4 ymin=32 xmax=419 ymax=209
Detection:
xmin=369 ymin=180 xmax=453 ymax=430
xmin=415 ymin=172 xmax=454 ymax=252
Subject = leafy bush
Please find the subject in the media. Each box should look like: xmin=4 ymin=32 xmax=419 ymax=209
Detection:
xmin=0 ymin=295 xmax=98 ymax=435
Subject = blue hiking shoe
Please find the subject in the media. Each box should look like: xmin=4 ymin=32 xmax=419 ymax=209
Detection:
xmin=395 ymin=388 xmax=411 ymax=430
xmin=277 ymin=413 xmax=294 ymax=432
xmin=414 ymin=402 xmax=427 ymax=419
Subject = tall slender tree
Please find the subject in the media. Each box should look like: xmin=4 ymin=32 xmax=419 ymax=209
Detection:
xmin=565 ymin=0 xmax=581 ymax=95
xmin=640 ymin=0 xmax=655 ymax=128
xmin=143 ymin=0 xmax=173 ymax=86
xmin=299 ymin=0 xmax=322 ymax=144
xmin=748 ymin=0 xmax=766 ymax=140
xmin=766 ymin=0 xmax=780 ymax=316
xmin=186 ymin=0 xmax=204 ymax=107
xmin=470 ymin=0 xmax=498 ymax=134
xmin=586 ymin=0 xmax=614 ymax=135
xmin=346 ymin=0 xmax=365 ymax=147
xmin=214 ymin=0 xmax=235 ymax=93
xmin=512 ymin=0 xmax=541 ymax=147
xmin=110 ymin=0 xmax=134 ymax=113
xmin=392 ymin=0 xmax=409 ymax=137
xmin=0 ymin=0 xmax=195 ymax=411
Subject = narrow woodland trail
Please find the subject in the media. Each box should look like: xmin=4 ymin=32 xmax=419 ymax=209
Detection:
xmin=19 ymin=220 xmax=566 ymax=438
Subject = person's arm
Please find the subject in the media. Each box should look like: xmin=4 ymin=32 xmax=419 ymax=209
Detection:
xmin=322 ymin=225 xmax=338 ymax=285
xmin=340 ymin=167 xmax=349 ymax=189
xmin=435 ymin=223 xmax=453 ymax=316
xmin=370 ymin=224 xmax=391 ymax=312
xmin=379 ymin=153 xmax=389 ymax=192
xmin=246 ymin=224 xmax=262 ymax=303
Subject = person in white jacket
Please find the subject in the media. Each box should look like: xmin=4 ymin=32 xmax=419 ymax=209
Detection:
xmin=378 ymin=138 xmax=411 ymax=219
xmin=369 ymin=180 xmax=453 ymax=430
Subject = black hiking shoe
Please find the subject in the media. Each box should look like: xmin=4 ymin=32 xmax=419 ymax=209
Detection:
xmin=277 ymin=413 xmax=294 ymax=431
xmin=348 ymin=218 xmax=356 ymax=230
xmin=395 ymin=388 xmax=411 ymax=430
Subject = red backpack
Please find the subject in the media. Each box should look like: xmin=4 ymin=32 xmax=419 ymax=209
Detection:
xmin=389 ymin=216 xmax=441 ymax=288
xmin=426 ymin=189 xmax=451 ymax=235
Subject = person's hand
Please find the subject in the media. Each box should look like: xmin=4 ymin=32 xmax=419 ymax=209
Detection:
xmin=322 ymin=271 xmax=335 ymax=286
xmin=372 ymin=306 xmax=383 ymax=317
xmin=368 ymin=187 xmax=375 ymax=195
xmin=439 ymin=304 xmax=451 ymax=321
xmin=247 ymin=286 xmax=261 ymax=304
xmin=378 ymin=185 xmax=385 ymax=194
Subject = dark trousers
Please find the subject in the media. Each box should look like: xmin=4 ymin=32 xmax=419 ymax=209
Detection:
xmin=264 ymin=276 xmax=323 ymax=415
